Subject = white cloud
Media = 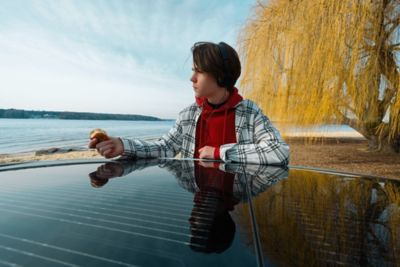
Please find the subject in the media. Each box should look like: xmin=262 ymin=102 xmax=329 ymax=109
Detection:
xmin=0 ymin=0 xmax=254 ymax=119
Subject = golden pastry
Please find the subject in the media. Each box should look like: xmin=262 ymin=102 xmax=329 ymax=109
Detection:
xmin=89 ymin=128 xmax=110 ymax=142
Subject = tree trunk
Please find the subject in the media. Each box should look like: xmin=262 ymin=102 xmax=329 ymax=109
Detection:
xmin=348 ymin=122 xmax=399 ymax=153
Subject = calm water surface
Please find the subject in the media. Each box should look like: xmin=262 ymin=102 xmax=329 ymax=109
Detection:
xmin=0 ymin=118 xmax=359 ymax=155
xmin=0 ymin=119 xmax=175 ymax=154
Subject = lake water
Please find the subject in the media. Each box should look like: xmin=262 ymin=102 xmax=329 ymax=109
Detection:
xmin=0 ymin=119 xmax=175 ymax=154
xmin=0 ymin=118 xmax=360 ymax=155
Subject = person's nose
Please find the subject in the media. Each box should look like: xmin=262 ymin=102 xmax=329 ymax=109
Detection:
xmin=190 ymin=73 xmax=196 ymax=83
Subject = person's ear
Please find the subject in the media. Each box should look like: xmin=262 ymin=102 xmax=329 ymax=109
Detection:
xmin=216 ymin=73 xmax=227 ymax=88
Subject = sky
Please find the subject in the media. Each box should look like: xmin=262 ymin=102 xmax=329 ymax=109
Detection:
xmin=0 ymin=0 xmax=256 ymax=119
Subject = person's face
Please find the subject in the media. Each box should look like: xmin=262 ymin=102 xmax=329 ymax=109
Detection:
xmin=190 ymin=64 xmax=220 ymax=98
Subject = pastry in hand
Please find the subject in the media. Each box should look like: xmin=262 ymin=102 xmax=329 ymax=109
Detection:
xmin=89 ymin=128 xmax=110 ymax=142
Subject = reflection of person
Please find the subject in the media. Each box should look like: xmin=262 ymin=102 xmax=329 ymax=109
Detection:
xmin=87 ymin=158 xmax=163 ymax=188
xmin=88 ymin=41 xmax=289 ymax=165
xmin=188 ymin=160 xmax=238 ymax=253
xmin=166 ymin=159 xmax=289 ymax=202
xmin=164 ymin=159 xmax=288 ymax=253
xmin=88 ymin=162 xmax=124 ymax=188
xmin=94 ymin=158 xmax=288 ymax=252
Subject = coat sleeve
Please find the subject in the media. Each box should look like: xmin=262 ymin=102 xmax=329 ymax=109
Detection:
xmin=117 ymin=114 xmax=183 ymax=160
xmin=219 ymin=106 xmax=290 ymax=165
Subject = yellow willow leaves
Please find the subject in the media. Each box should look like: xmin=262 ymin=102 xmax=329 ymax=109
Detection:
xmin=234 ymin=171 xmax=400 ymax=265
xmin=237 ymin=0 xmax=400 ymax=143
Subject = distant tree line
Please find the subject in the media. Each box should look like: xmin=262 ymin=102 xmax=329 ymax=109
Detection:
xmin=0 ymin=108 xmax=170 ymax=121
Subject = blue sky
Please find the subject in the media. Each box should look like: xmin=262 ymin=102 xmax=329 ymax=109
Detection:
xmin=0 ymin=0 xmax=256 ymax=119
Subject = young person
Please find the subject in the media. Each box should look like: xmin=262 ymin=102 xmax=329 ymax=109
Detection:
xmin=88 ymin=41 xmax=289 ymax=165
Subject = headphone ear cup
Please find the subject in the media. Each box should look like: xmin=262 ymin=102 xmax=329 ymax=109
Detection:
xmin=217 ymin=76 xmax=224 ymax=87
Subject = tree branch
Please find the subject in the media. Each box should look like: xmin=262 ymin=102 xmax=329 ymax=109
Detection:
xmin=389 ymin=42 xmax=400 ymax=50
xmin=386 ymin=18 xmax=400 ymax=36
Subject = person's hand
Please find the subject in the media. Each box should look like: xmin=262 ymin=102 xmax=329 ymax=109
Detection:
xmin=198 ymin=146 xmax=216 ymax=159
xmin=90 ymin=162 xmax=124 ymax=180
xmin=198 ymin=160 xmax=220 ymax=169
xmin=88 ymin=137 xmax=124 ymax=158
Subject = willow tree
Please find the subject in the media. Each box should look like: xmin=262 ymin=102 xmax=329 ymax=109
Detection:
xmin=238 ymin=0 xmax=400 ymax=152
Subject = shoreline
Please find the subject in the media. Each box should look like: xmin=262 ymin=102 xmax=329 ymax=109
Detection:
xmin=0 ymin=133 xmax=362 ymax=162
xmin=1 ymin=134 xmax=399 ymax=180
xmin=0 ymin=149 xmax=104 ymax=166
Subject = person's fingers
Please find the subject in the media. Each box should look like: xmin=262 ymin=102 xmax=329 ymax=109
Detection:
xmin=198 ymin=148 xmax=214 ymax=159
xmin=95 ymin=139 xmax=114 ymax=149
xmin=199 ymin=161 xmax=206 ymax=167
xmin=100 ymin=165 xmax=107 ymax=172
xmin=98 ymin=147 xmax=113 ymax=157
xmin=99 ymin=143 xmax=115 ymax=153
xmin=103 ymin=149 xmax=114 ymax=158
xmin=200 ymin=161 xmax=214 ymax=168
xmin=88 ymin=138 xmax=98 ymax=148
xmin=96 ymin=142 xmax=112 ymax=152
xmin=94 ymin=138 xmax=123 ymax=158
xmin=101 ymin=168 xmax=112 ymax=176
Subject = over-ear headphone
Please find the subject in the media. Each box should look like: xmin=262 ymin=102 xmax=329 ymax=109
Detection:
xmin=216 ymin=42 xmax=232 ymax=88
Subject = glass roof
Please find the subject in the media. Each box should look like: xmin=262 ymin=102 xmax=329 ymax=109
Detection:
xmin=0 ymin=158 xmax=398 ymax=267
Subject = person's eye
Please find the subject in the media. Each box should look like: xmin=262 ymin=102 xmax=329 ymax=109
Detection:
xmin=192 ymin=68 xmax=202 ymax=73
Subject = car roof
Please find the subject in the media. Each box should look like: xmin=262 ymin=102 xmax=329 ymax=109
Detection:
xmin=0 ymin=158 xmax=398 ymax=266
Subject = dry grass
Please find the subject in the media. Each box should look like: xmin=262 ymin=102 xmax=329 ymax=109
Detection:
xmin=287 ymin=137 xmax=400 ymax=179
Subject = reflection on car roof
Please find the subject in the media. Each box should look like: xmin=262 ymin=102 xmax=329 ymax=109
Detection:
xmin=0 ymin=158 xmax=398 ymax=266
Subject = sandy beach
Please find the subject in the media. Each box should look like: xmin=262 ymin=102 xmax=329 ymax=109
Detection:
xmin=0 ymin=150 xmax=103 ymax=165
xmin=1 ymin=133 xmax=399 ymax=180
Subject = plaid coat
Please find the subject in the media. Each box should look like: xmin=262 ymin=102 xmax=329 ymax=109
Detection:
xmin=115 ymin=158 xmax=288 ymax=200
xmin=118 ymin=99 xmax=290 ymax=165
xmin=163 ymin=159 xmax=289 ymax=200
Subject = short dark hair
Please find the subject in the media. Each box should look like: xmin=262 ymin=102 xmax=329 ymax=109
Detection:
xmin=191 ymin=41 xmax=241 ymax=92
